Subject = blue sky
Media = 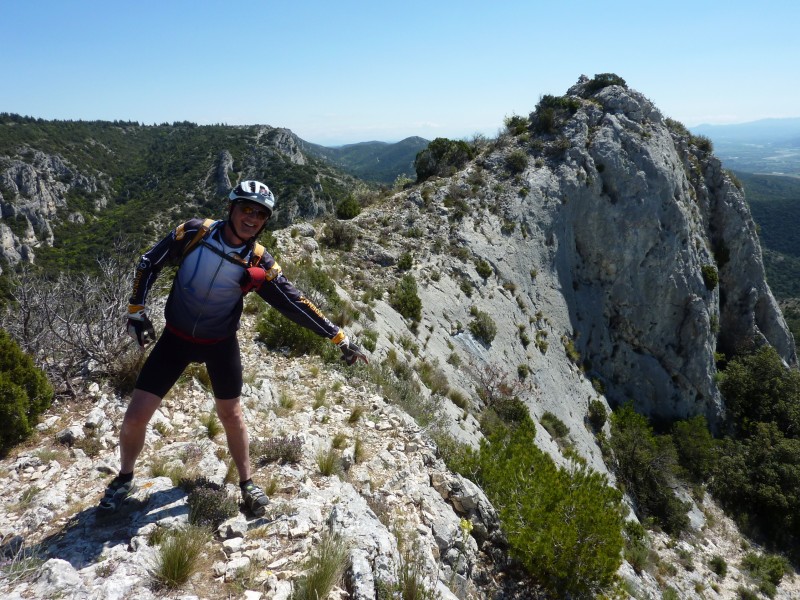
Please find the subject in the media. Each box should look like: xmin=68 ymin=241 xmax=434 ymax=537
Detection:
xmin=2 ymin=1 xmax=798 ymax=146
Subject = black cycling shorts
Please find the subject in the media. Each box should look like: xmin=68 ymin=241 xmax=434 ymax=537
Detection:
xmin=135 ymin=329 xmax=243 ymax=400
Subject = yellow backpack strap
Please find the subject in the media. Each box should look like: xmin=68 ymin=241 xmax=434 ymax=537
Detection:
xmin=250 ymin=243 xmax=283 ymax=281
xmin=180 ymin=218 xmax=216 ymax=260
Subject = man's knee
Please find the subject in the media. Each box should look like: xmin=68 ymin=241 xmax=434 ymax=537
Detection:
xmin=123 ymin=389 xmax=162 ymax=429
xmin=215 ymin=398 xmax=243 ymax=425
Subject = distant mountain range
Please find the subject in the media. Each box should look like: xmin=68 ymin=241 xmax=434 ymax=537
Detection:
xmin=690 ymin=117 xmax=800 ymax=176
xmin=302 ymin=136 xmax=429 ymax=184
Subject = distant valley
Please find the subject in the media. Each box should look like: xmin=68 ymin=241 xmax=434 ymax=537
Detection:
xmin=691 ymin=117 xmax=800 ymax=176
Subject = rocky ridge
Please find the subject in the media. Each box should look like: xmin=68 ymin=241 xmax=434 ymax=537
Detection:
xmin=0 ymin=312 xmax=506 ymax=599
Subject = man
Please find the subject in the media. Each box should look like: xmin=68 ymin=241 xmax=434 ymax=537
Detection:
xmin=98 ymin=180 xmax=367 ymax=518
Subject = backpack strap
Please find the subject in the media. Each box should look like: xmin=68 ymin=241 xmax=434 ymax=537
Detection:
xmin=177 ymin=218 xmax=217 ymax=262
xmin=176 ymin=218 xmax=273 ymax=273
xmin=249 ymin=242 xmax=266 ymax=267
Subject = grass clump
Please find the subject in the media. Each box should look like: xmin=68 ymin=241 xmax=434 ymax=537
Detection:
xmin=292 ymin=530 xmax=350 ymax=600
xmin=151 ymin=525 xmax=209 ymax=590
xmin=348 ymin=405 xmax=365 ymax=424
xmin=315 ymin=447 xmax=342 ymax=477
xmin=199 ymin=412 xmax=222 ymax=440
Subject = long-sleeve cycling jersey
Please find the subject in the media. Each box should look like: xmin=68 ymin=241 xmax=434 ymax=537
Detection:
xmin=129 ymin=217 xmax=343 ymax=343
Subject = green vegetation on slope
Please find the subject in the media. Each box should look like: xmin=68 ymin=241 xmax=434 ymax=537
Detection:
xmin=0 ymin=114 xmax=355 ymax=274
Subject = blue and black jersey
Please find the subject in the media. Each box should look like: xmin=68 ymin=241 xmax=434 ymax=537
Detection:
xmin=130 ymin=218 xmax=342 ymax=343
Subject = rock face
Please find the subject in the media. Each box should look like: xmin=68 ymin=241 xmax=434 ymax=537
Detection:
xmin=350 ymin=77 xmax=794 ymax=429
xmin=555 ymin=79 xmax=795 ymax=422
xmin=0 ymin=148 xmax=108 ymax=271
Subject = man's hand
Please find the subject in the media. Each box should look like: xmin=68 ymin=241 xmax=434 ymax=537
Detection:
xmin=126 ymin=305 xmax=156 ymax=349
xmin=240 ymin=267 xmax=267 ymax=293
xmin=337 ymin=336 xmax=368 ymax=366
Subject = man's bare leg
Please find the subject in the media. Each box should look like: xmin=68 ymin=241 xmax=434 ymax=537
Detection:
xmin=215 ymin=396 xmax=251 ymax=482
xmin=119 ymin=389 xmax=163 ymax=474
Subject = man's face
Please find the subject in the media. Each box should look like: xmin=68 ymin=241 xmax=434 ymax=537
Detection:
xmin=231 ymin=201 xmax=269 ymax=240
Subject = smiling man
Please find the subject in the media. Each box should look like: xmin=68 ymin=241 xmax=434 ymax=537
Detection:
xmin=98 ymin=180 xmax=367 ymax=518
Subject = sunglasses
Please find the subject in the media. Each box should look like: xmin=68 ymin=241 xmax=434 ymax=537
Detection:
xmin=238 ymin=204 xmax=270 ymax=220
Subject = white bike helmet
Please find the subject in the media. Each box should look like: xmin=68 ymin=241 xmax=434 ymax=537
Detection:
xmin=229 ymin=180 xmax=275 ymax=218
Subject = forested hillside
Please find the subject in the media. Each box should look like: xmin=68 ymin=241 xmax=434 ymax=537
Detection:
xmin=301 ymin=136 xmax=429 ymax=184
xmin=0 ymin=114 xmax=363 ymax=274
xmin=736 ymin=172 xmax=800 ymax=340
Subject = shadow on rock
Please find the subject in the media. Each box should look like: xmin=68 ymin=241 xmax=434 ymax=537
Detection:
xmin=36 ymin=477 xmax=188 ymax=569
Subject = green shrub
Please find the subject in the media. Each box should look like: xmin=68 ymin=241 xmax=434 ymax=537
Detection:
xmin=692 ymin=135 xmax=714 ymax=153
xmin=416 ymin=359 xmax=449 ymax=396
xmin=335 ymin=195 xmax=361 ymax=220
xmin=0 ymin=330 xmax=54 ymax=454
xmin=718 ymin=345 xmax=800 ymax=436
xmin=711 ymin=423 xmax=800 ymax=554
xmin=187 ymin=484 xmax=238 ymax=528
xmin=701 ymin=264 xmax=719 ymax=290
xmin=709 ymin=555 xmax=728 ymax=578
xmin=256 ymin=307 xmax=338 ymax=361
xmin=361 ymin=329 xmax=378 ymax=353
xmin=250 ymin=435 xmax=304 ymax=465
xmin=505 ymin=150 xmax=528 ymax=174
xmin=584 ymin=73 xmax=627 ymax=95
xmin=469 ymin=309 xmax=497 ymax=345
xmin=479 ymin=419 xmax=625 ymax=597
xmin=397 ymin=252 xmax=413 ymax=271
xmin=607 ymin=403 xmax=690 ymax=535
xmin=741 ymin=552 xmax=789 ymax=598
xmin=531 ymin=95 xmax=581 ymax=135
xmin=389 ymin=274 xmax=422 ymax=322
xmin=474 ymin=259 xmax=493 ymax=280
xmin=623 ymin=520 xmax=651 ymax=574
xmin=321 ymin=219 xmax=358 ymax=251
xmin=491 ymin=396 xmax=530 ymax=426
xmin=414 ymin=137 xmax=475 ymax=182
xmin=504 ymin=114 xmax=529 ymax=136
xmin=540 ymin=411 xmax=569 ymax=440
xmin=587 ymin=399 xmax=607 ymax=431
xmin=671 ymin=415 xmax=717 ymax=482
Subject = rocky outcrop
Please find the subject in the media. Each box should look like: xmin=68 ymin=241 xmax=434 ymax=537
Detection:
xmin=0 ymin=148 xmax=108 ymax=269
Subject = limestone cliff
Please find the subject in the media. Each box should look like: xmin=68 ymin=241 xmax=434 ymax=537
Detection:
xmin=349 ymin=77 xmax=795 ymax=434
